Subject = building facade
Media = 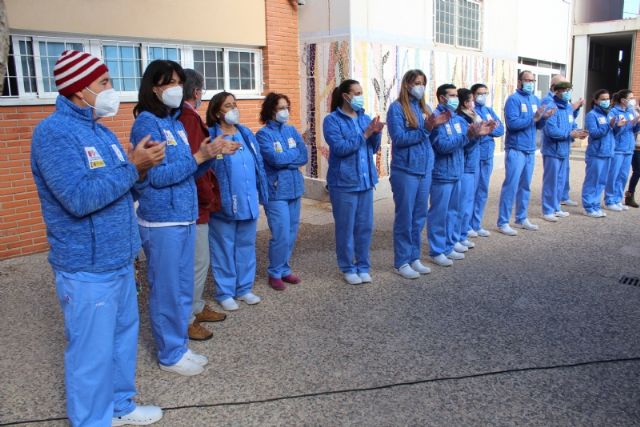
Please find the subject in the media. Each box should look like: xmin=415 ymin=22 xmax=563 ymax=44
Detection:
xmin=0 ymin=0 xmax=301 ymax=259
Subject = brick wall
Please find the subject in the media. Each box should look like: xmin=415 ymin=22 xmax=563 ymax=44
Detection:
xmin=631 ymin=31 xmax=640 ymax=96
xmin=0 ymin=0 xmax=301 ymax=260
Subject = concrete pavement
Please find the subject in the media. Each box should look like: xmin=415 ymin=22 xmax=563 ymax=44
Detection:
xmin=1 ymin=154 xmax=640 ymax=426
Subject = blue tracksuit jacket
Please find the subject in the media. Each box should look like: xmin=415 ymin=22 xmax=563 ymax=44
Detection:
xmin=322 ymin=108 xmax=381 ymax=191
xmin=31 ymin=95 xmax=140 ymax=273
xmin=474 ymin=104 xmax=504 ymax=160
xmin=256 ymin=120 xmax=308 ymax=201
xmin=585 ymin=106 xmax=614 ymax=158
xmin=610 ymin=105 xmax=640 ymax=154
xmin=387 ymin=98 xmax=433 ymax=176
xmin=429 ymin=104 xmax=471 ymax=182
xmin=504 ymin=89 xmax=544 ymax=153
xmin=209 ymin=123 xmax=269 ymax=218
xmin=542 ymin=96 xmax=577 ymax=159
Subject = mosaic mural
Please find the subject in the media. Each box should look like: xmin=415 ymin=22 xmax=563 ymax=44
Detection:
xmin=300 ymin=39 xmax=518 ymax=180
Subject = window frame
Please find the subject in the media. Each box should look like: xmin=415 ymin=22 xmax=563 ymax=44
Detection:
xmin=434 ymin=0 xmax=483 ymax=51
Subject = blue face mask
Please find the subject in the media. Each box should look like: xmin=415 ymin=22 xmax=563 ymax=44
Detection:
xmin=350 ymin=95 xmax=364 ymax=112
xmin=475 ymin=94 xmax=487 ymax=106
xmin=522 ymin=82 xmax=535 ymax=94
xmin=561 ymin=91 xmax=572 ymax=102
xmin=599 ymin=100 xmax=611 ymax=109
xmin=446 ymin=97 xmax=459 ymax=111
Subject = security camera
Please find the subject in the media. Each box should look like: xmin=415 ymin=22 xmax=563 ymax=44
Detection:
xmin=297 ymin=0 xmax=306 ymax=5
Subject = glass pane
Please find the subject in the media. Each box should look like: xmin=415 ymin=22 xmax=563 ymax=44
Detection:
xmin=240 ymin=52 xmax=250 ymax=63
xmin=229 ymin=51 xmax=238 ymax=63
xmin=194 ymin=49 xmax=203 ymax=62
xmin=230 ymin=77 xmax=239 ymax=90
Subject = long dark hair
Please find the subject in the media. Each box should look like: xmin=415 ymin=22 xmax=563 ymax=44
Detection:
xmin=330 ymin=79 xmax=359 ymax=112
xmin=398 ymin=69 xmax=430 ymax=128
xmin=456 ymin=88 xmax=474 ymax=123
xmin=134 ymin=60 xmax=185 ymax=118
xmin=206 ymin=91 xmax=236 ymax=127
xmin=260 ymin=92 xmax=291 ymax=124
xmin=612 ymin=89 xmax=632 ymax=106
xmin=591 ymin=89 xmax=610 ymax=108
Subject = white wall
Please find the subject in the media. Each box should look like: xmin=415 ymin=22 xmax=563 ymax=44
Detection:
xmin=298 ymin=0 xmax=351 ymax=40
xmin=515 ymin=0 xmax=572 ymax=64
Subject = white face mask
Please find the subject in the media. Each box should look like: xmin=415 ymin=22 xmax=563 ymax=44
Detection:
xmin=85 ymin=87 xmax=120 ymax=118
xmin=628 ymin=99 xmax=637 ymax=108
xmin=224 ymin=108 xmax=240 ymax=125
xmin=410 ymin=85 xmax=425 ymax=100
xmin=275 ymin=109 xmax=289 ymax=124
xmin=160 ymin=85 xmax=183 ymax=109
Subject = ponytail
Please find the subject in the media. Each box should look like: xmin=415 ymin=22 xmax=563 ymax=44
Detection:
xmin=613 ymin=89 xmax=632 ymax=106
xmin=330 ymin=79 xmax=359 ymax=112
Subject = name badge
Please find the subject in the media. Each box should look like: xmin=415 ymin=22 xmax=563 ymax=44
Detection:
xmin=521 ymin=104 xmax=528 ymax=113
xmin=84 ymin=147 xmax=106 ymax=169
xmin=445 ymin=124 xmax=452 ymax=135
xmin=164 ymin=129 xmax=177 ymax=146
xmin=111 ymin=144 xmax=125 ymax=162
xmin=598 ymin=117 xmax=606 ymax=124
xmin=287 ymin=137 xmax=296 ymax=149
xmin=619 ymin=114 xmax=626 ymax=120
xmin=568 ymin=115 xmax=574 ymax=123
xmin=532 ymin=104 xmax=538 ymax=113
xmin=177 ymin=130 xmax=189 ymax=145
xmin=629 ymin=114 xmax=634 ymax=121
xmin=453 ymin=123 xmax=462 ymax=134
xmin=274 ymin=141 xmax=283 ymax=153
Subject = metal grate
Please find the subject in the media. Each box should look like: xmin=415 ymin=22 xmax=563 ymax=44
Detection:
xmin=619 ymin=276 xmax=640 ymax=287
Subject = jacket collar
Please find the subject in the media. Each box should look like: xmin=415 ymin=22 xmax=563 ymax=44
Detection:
xmin=266 ymin=120 xmax=284 ymax=130
xmin=336 ymin=107 xmax=364 ymax=119
xmin=56 ymin=94 xmax=96 ymax=124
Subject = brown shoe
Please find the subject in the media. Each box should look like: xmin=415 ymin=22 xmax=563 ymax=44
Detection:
xmin=195 ymin=304 xmax=227 ymax=323
xmin=188 ymin=321 xmax=213 ymax=341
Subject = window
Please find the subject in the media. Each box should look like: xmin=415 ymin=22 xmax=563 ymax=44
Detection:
xmin=2 ymin=34 xmax=263 ymax=102
xmin=103 ymin=44 xmax=142 ymax=92
xmin=193 ymin=48 xmax=224 ymax=91
xmin=435 ymin=0 xmax=481 ymax=49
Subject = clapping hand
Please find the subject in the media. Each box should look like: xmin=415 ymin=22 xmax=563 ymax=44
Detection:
xmin=128 ymin=135 xmax=166 ymax=179
xmin=571 ymin=98 xmax=585 ymax=111
xmin=426 ymin=110 xmax=451 ymax=130
xmin=570 ymin=129 xmax=589 ymax=139
xmin=364 ymin=115 xmax=385 ymax=138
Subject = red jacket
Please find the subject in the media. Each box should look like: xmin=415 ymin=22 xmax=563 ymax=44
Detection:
xmin=179 ymin=103 xmax=221 ymax=224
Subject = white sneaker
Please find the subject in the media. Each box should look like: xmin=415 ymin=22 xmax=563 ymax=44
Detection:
xmin=344 ymin=272 xmax=363 ymax=285
xmin=605 ymin=204 xmax=623 ymax=212
xmin=597 ymin=210 xmax=607 ymax=217
xmin=453 ymin=242 xmax=468 ymax=253
xmin=477 ymin=228 xmax=491 ymax=237
xmin=497 ymin=224 xmax=518 ymax=236
xmin=410 ymin=259 xmax=432 ymax=274
xmin=555 ymin=210 xmax=570 ymax=218
xmin=561 ymin=199 xmax=578 ymax=206
xmin=467 ymin=229 xmax=478 ymax=238
xmin=447 ymin=250 xmax=465 ymax=260
xmin=461 ymin=239 xmax=475 ymax=248
xmin=112 ymin=405 xmax=163 ymax=426
xmin=219 ymin=298 xmax=239 ymax=311
xmin=430 ymin=254 xmax=453 ymax=267
xmin=585 ymin=211 xmax=605 ymax=218
xmin=542 ymin=214 xmax=558 ymax=222
xmin=184 ymin=349 xmax=208 ymax=366
xmin=159 ymin=353 xmax=204 ymax=376
xmin=619 ymin=203 xmax=629 ymax=211
xmin=515 ymin=218 xmax=539 ymax=231
xmin=395 ymin=264 xmax=420 ymax=279
xmin=238 ymin=292 xmax=261 ymax=305
xmin=358 ymin=272 xmax=372 ymax=283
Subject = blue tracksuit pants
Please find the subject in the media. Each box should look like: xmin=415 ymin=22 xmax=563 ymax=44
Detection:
xmin=54 ymin=265 xmax=138 ymax=427
xmin=581 ymin=156 xmax=610 ymax=213
xmin=428 ymin=179 xmax=461 ymax=257
xmin=209 ymin=216 xmax=257 ymax=302
xmin=562 ymin=155 xmax=571 ymax=201
xmin=265 ymin=198 xmax=302 ymax=278
xmin=542 ymin=156 xmax=568 ymax=215
xmin=139 ymin=224 xmax=194 ymax=366
xmin=497 ymin=149 xmax=535 ymax=226
xmin=390 ymin=169 xmax=430 ymax=268
xmin=458 ymin=172 xmax=476 ymax=241
xmin=471 ymin=157 xmax=493 ymax=231
xmin=606 ymin=152 xmax=633 ymax=205
xmin=329 ymin=188 xmax=374 ymax=274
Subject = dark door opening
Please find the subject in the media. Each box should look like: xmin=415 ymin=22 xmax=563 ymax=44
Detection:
xmin=586 ymin=33 xmax=633 ymax=103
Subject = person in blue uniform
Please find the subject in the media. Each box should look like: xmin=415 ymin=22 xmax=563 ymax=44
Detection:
xmin=468 ymin=83 xmax=504 ymax=238
xmin=206 ymin=91 xmax=269 ymax=309
xmin=605 ymin=89 xmax=640 ymax=211
xmin=131 ymin=60 xmax=224 ymax=377
xmin=256 ymin=92 xmax=308 ymax=290
xmin=32 ymin=50 xmax=164 ymax=426
xmin=496 ymin=70 xmax=554 ymax=236
xmin=541 ymin=75 xmax=585 ymax=207
xmin=387 ymin=69 xmax=449 ymax=279
xmin=427 ymin=84 xmax=494 ymax=267
xmin=322 ymin=79 xmax=384 ymax=285
xmin=540 ymin=81 xmax=588 ymax=222
xmin=581 ymin=89 xmax=614 ymax=218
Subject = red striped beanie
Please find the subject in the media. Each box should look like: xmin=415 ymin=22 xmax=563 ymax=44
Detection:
xmin=54 ymin=50 xmax=108 ymax=97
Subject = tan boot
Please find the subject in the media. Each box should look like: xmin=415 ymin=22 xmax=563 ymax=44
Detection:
xmin=188 ymin=321 xmax=213 ymax=341
xmin=195 ymin=304 xmax=227 ymax=323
